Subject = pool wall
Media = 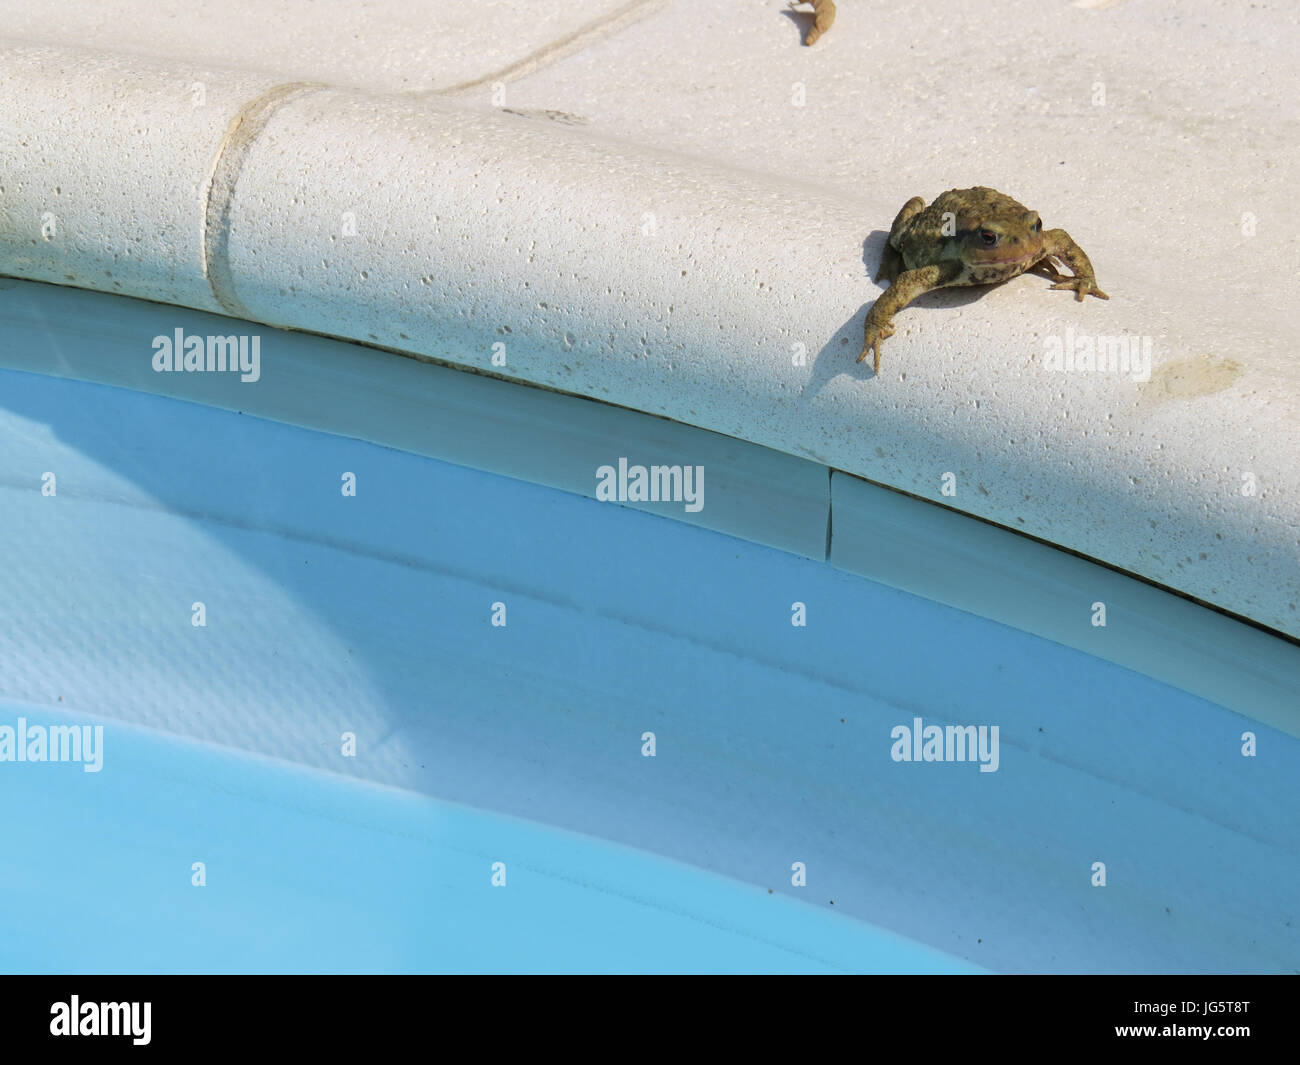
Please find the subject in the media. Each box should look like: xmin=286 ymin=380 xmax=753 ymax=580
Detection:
xmin=4 ymin=279 xmax=1297 ymax=737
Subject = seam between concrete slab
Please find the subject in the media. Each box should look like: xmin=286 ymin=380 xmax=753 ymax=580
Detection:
xmin=200 ymin=80 xmax=326 ymax=320
xmin=434 ymin=0 xmax=670 ymax=97
xmin=823 ymin=465 xmax=834 ymax=560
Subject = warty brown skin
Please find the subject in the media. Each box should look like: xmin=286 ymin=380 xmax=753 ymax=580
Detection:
xmin=859 ymin=186 xmax=1108 ymax=373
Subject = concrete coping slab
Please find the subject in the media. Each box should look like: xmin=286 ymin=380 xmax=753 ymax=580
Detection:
xmin=0 ymin=43 xmax=1296 ymax=640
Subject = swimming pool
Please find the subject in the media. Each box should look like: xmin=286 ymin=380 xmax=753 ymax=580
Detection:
xmin=1 ymin=279 xmax=1297 ymax=973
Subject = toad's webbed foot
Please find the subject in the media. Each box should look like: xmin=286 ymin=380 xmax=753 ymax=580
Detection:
xmin=857 ymin=260 xmax=963 ymax=374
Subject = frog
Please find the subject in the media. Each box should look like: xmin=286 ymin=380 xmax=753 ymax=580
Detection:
xmin=858 ymin=187 xmax=1108 ymax=373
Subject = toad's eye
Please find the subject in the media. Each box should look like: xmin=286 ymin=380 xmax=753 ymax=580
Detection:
xmin=979 ymin=229 xmax=998 ymax=246
xmin=1033 ymin=218 xmax=1043 ymax=232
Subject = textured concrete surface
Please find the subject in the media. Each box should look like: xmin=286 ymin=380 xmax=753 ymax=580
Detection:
xmin=0 ymin=44 xmax=280 ymax=310
xmin=0 ymin=4 xmax=1297 ymax=639
xmin=0 ymin=0 xmax=661 ymax=92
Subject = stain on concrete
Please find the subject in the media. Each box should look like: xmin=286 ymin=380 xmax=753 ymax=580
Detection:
xmin=1142 ymin=355 xmax=1242 ymax=403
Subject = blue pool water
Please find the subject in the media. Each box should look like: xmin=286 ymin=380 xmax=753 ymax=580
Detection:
xmin=0 ymin=699 xmax=978 ymax=974
xmin=1 ymin=332 xmax=1297 ymax=973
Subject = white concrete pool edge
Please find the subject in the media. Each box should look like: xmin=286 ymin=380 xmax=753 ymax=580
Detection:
xmin=1 ymin=42 xmax=1296 ymax=639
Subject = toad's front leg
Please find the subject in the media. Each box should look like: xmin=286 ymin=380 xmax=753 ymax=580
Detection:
xmin=1039 ymin=228 xmax=1109 ymax=302
xmin=858 ymin=261 xmax=963 ymax=373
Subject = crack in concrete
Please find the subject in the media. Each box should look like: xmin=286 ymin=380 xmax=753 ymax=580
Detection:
xmin=196 ymin=3 xmax=670 ymax=313
xmin=433 ymin=0 xmax=669 ymax=97
xmin=200 ymin=80 xmax=325 ymax=319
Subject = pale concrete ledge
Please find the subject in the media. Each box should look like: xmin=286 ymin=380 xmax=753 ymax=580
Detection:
xmin=0 ymin=1 xmax=664 ymax=93
xmin=0 ymin=42 xmax=1296 ymax=639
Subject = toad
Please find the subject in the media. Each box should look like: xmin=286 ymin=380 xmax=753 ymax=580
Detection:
xmin=860 ymin=187 xmax=1108 ymax=373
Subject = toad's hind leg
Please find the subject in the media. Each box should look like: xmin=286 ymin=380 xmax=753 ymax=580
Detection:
xmin=874 ymin=196 xmax=926 ymax=283
xmin=888 ymin=197 xmax=926 ymax=240
xmin=874 ymin=242 xmax=905 ymax=284
xmin=859 ymin=259 xmax=964 ymax=373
